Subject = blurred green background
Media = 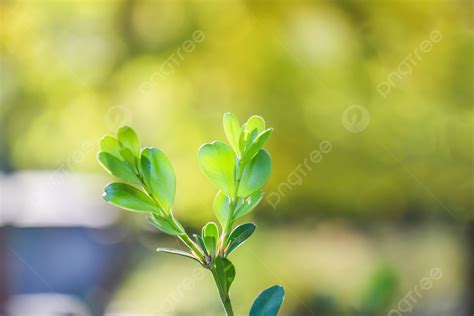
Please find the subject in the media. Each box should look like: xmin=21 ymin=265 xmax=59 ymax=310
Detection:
xmin=0 ymin=0 xmax=472 ymax=315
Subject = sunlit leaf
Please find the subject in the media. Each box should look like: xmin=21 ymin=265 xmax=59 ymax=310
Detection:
xmin=250 ymin=285 xmax=285 ymax=316
xmin=118 ymin=126 xmax=141 ymax=157
xmin=103 ymin=182 xmax=158 ymax=213
xmin=233 ymin=191 xmax=264 ymax=220
xmin=99 ymin=136 xmax=121 ymax=159
xmin=98 ymin=152 xmax=141 ymax=184
xmin=213 ymin=191 xmax=232 ymax=227
xmin=223 ymin=112 xmax=241 ymax=156
xmin=238 ymin=149 xmax=272 ymax=197
xmin=119 ymin=147 xmax=138 ymax=172
xmin=148 ymin=213 xmax=184 ymax=235
xmin=156 ymin=248 xmax=200 ymax=263
xmin=198 ymin=141 xmax=236 ymax=196
xmin=202 ymin=222 xmax=219 ymax=256
xmin=238 ymin=128 xmax=258 ymax=156
xmin=140 ymin=147 xmax=176 ymax=211
xmin=244 ymin=115 xmax=266 ymax=135
xmin=242 ymin=128 xmax=272 ymax=165
xmin=225 ymin=223 xmax=256 ymax=256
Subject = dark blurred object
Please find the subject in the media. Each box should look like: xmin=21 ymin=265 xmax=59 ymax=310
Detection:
xmin=2 ymin=227 xmax=130 ymax=316
xmin=0 ymin=172 xmax=131 ymax=315
xmin=2 ymin=227 xmax=127 ymax=315
xmin=468 ymin=220 xmax=474 ymax=316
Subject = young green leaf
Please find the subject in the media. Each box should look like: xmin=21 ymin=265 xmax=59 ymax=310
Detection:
xmin=242 ymin=128 xmax=272 ymax=165
xmin=103 ymin=182 xmax=159 ymax=213
xmin=225 ymin=223 xmax=256 ymax=256
xmin=98 ymin=152 xmax=141 ymax=184
xmin=118 ymin=126 xmax=141 ymax=157
xmin=238 ymin=149 xmax=272 ymax=197
xmin=148 ymin=213 xmax=184 ymax=235
xmin=119 ymin=147 xmax=138 ymax=172
xmin=156 ymin=248 xmax=200 ymax=264
xmin=244 ymin=115 xmax=266 ymax=135
xmin=202 ymin=222 xmax=219 ymax=256
xmin=99 ymin=136 xmax=122 ymax=159
xmin=214 ymin=257 xmax=236 ymax=296
xmin=213 ymin=191 xmax=232 ymax=228
xmin=250 ymin=285 xmax=285 ymax=316
xmin=233 ymin=191 xmax=264 ymax=220
xmin=223 ymin=112 xmax=241 ymax=156
xmin=193 ymin=234 xmax=209 ymax=257
xmin=140 ymin=147 xmax=176 ymax=211
xmin=238 ymin=128 xmax=259 ymax=156
xmin=198 ymin=141 xmax=236 ymax=196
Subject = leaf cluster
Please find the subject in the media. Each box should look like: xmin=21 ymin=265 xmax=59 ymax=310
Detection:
xmin=97 ymin=113 xmax=284 ymax=315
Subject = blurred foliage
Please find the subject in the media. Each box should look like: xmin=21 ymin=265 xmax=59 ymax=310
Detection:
xmin=0 ymin=0 xmax=472 ymax=224
xmin=113 ymin=223 xmax=463 ymax=315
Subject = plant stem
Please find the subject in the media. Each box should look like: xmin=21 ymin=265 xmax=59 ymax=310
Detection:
xmin=220 ymin=159 xmax=244 ymax=252
xmin=211 ymin=266 xmax=234 ymax=316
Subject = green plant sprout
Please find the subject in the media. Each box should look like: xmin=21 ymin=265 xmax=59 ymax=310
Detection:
xmin=97 ymin=113 xmax=285 ymax=315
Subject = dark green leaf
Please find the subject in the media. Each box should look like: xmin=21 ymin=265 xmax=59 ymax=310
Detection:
xmin=213 ymin=191 xmax=232 ymax=227
xmin=103 ymin=182 xmax=159 ymax=213
xmin=238 ymin=149 xmax=272 ymax=197
xmin=156 ymin=248 xmax=200 ymax=263
xmin=198 ymin=141 xmax=236 ymax=196
xmin=233 ymin=191 xmax=264 ymax=220
xmin=193 ymin=234 xmax=209 ymax=256
xmin=118 ymin=126 xmax=141 ymax=157
xmin=214 ymin=257 xmax=236 ymax=295
xmin=250 ymin=285 xmax=285 ymax=316
xmin=98 ymin=152 xmax=141 ymax=184
xmin=225 ymin=223 xmax=256 ymax=256
xmin=140 ymin=147 xmax=176 ymax=211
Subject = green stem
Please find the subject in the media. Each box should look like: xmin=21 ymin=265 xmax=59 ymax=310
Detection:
xmin=211 ymin=266 xmax=234 ymax=316
xmin=219 ymin=159 xmax=245 ymax=256
xmin=138 ymin=174 xmax=206 ymax=264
